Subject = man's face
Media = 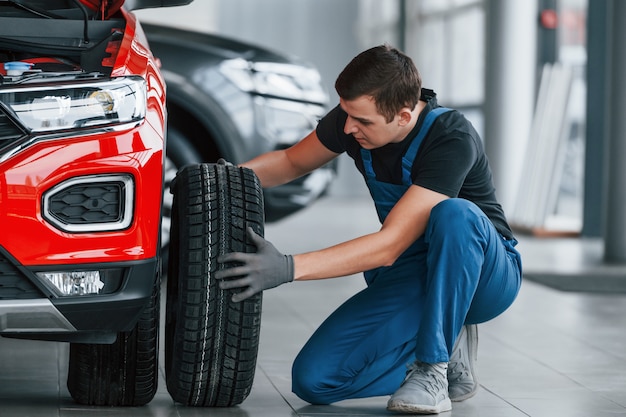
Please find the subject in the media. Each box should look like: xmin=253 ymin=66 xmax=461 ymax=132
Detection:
xmin=340 ymin=95 xmax=405 ymax=149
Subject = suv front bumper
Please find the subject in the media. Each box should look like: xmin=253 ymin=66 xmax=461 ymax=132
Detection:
xmin=0 ymin=246 xmax=157 ymax=343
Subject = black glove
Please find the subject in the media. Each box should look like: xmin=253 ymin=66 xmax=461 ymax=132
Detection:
xmin=215 ymin=227 xmax=294 ymax=302
xmin=217 ymin=158 xmax=234 ymax=166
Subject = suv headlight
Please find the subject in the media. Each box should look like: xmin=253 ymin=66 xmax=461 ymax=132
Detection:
xmin=0 ymin=76 xmax=146 ymax=133
xmin=220 ymin=58 xmax=327 ymax=104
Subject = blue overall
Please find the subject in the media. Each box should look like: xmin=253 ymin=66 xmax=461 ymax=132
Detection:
xmin=291 ymin=108 xmax=522 ymax=405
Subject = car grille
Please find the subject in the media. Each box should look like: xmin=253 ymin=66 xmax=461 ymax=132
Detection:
xmin=0 ymin=248 xmax=44 ymax=300
xmin=48 ymin=182 xmax=124 ymax=223
xmin=50 ymin=183 xmax=123 ymax=223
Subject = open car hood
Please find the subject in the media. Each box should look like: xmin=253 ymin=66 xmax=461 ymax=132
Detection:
xmin=79 ymin=0 xmax=193 ymax=19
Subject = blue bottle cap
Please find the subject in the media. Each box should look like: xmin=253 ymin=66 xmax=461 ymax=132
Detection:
xmin=4 ymin=61 xmax=34 ymax=75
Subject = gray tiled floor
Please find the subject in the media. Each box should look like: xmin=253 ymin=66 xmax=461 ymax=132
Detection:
xmin=2 ymin=195 xmax=626 ymax=416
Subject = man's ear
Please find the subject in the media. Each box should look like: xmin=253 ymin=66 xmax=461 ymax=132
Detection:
xmin=398 ymin=108 xmax=413 ymax=126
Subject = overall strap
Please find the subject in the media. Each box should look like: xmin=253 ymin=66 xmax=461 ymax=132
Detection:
xmin=361 ymin=148 xmax=376 ymax=179
xmin=401 ymin=107 xmax=452 ymax=184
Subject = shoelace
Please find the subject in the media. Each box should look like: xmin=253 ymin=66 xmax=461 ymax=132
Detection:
xmin=447 ymin=351 xmax=469 ymax=381
xmin=402 ymin=362 xmax=447 ymax=396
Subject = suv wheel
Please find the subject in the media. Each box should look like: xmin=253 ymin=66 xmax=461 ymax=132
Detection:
xmin=66 ymin=275 xmax=160 ymax=406
xmin=166 ymin=163 xmax=263 ymax=406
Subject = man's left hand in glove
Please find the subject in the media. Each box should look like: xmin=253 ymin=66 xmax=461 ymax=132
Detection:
xmin=215 ymin=227 xmax=294 ymax=302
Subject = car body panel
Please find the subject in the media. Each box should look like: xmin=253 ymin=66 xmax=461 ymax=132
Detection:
xmin=0 ymin=129 xmax=163 ymax=265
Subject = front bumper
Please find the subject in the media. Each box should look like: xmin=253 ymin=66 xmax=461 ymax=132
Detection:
xmin=0 ymin=246 xmax=157 ymax=343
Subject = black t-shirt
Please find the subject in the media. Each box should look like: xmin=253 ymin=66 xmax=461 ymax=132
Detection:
xmin=316 ymin=89 xmax=514 ymax=240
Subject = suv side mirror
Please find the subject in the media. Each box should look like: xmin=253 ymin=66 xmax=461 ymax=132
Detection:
xmin=124 ymin=0 xmax=193 ymax=11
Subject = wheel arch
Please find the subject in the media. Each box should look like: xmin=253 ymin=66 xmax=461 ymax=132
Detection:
xmin=161 ymin=69 xmax=250 ymax=164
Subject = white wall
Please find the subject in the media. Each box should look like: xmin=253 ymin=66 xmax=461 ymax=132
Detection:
xmin=133 ymin=0 xmax=219 ymax=32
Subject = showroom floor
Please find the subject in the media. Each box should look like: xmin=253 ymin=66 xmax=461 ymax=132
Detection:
xmin=1 ymin=196 xmax=626 ymax=417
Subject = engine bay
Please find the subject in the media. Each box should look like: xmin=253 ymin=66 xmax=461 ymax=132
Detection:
xmin=0 ymin=15 xmax=124 ymax=81
xmin=0 ymin=56 xmax=90 ymax=85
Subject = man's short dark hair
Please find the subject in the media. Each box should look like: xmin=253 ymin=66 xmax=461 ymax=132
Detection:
xmin=335 ymin=44 xmax=422 ymax=123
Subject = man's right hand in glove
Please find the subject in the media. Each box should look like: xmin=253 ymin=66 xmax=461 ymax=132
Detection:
xmin=215 ymin=227 xmax=294 ymax=302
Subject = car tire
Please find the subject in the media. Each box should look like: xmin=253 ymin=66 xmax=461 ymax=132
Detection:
xmin=66 ymin=276 xmax=160 ymax=406
xmin=165 ymin=163 xmax=264 ymax=407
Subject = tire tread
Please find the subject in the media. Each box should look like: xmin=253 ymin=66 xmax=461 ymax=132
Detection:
xmin=166 ymin=163 xmax=263 ymax=407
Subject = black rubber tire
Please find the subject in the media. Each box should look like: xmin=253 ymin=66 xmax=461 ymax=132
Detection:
xmin=66 ymin=277 xmax=160 ymax=406
xmin=165 ymin=163 xmax=264 ymax=407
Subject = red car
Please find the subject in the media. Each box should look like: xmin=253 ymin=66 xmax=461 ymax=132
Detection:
xmin=0 ymin=0 xmax=270 ymax=408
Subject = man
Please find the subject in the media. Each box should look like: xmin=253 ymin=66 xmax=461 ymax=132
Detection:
xmin=215 ymin=44 xmax=522 ymax=415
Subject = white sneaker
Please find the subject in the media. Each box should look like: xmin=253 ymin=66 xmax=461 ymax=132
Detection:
xmin=387 ymin=361 xmax=452 ymax=414
xmin=448 ymin=324 xmax=479 ymax=401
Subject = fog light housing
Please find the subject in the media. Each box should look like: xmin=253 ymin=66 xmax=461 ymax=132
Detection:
xmin=36 ymin=268 xmax=123 ymax=296
xmin=42 ymin=174 xmax=134 ymax=233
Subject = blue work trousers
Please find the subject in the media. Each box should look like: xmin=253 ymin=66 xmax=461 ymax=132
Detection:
xmin=291 ymin=198 xmax=522 ymax=404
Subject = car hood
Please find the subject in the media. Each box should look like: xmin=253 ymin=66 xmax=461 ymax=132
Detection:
xmin=78 ymin=0 xmax=125 ymax=18
xmin=79 ymin=0 xmax=193 ymax=18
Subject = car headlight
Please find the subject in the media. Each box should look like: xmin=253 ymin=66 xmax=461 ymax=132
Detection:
xmin=254 ymin=96 xmax=325 ymax=146
xmin=0 ymin=76 xmax=146 ymax=133
xmin=220 ymin=58 xmax=328 ymax=104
